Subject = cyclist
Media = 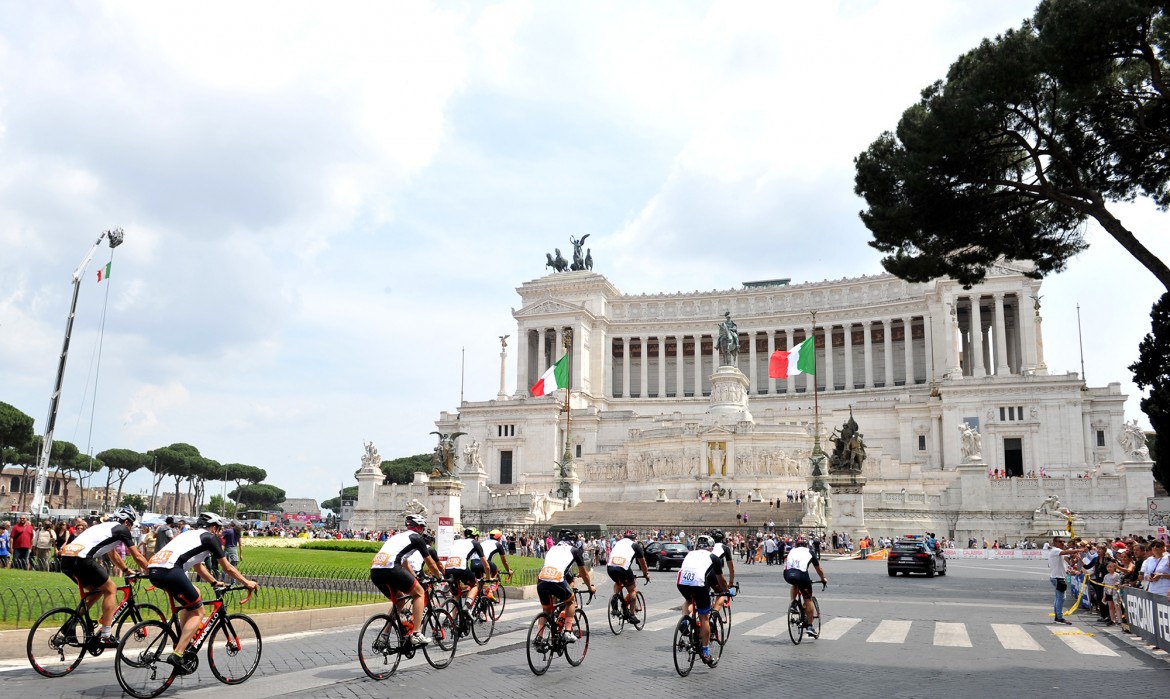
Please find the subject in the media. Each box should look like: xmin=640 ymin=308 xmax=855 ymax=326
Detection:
xmin=474 ymin=529 xmax=514 ymax=600
xmin=147 ymin=511 xmax=259 ymax=674
xmin=57 ymin=505 xmax=152 ymax=646
xmin=536 ymin=529 xmax=596 ymax=644
xmin=708 ymin=529 xmax=735 ymax=618
xmin=783 ymin=536 xmax=827 ymax=638
xmin=369 ymin=514 xmax=443 ymax=648
xmin=606 ymin=529 xmax=650 ymax=623
xmin=448 ymin=528 xmax=491 ymax=613
xmin=677 ymin=534 xmax=731 ymax=665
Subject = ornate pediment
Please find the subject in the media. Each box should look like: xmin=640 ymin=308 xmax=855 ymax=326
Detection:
xmin=698 ymin=424 xmax=736 ymax=436
xmin=515 ymin=298 xmax=581 ymax=317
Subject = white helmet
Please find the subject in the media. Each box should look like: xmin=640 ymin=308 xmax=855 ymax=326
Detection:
xmin=196 ymin=511 xmax=228 ymax=529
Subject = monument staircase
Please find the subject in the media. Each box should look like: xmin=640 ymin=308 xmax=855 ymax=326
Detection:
xmin=545 ymin=499 xmax=809 ymax=533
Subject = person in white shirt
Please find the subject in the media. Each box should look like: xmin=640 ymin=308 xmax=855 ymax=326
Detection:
xmin=1046 ymin=536 xmax=1082 ymax=625
xmin=1143 ymin=539 xmax=1170 ymax=598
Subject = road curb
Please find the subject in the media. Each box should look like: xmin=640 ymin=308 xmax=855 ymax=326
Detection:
xmin=1 ymin=584 xmax=537 ymax=662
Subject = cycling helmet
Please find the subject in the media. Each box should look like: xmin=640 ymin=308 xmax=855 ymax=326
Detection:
xmin=488 ymin=529 xmax=503 ymax=540
xmin=793 ymin=536 xmax=808 ymax=548
xmin=112 ymin=505 xmax=138 ymax=523
xmin=463 ymin=527 xmax=480 ymax=538
xmin=559 ymin=529 xmax=578 ymax=543
xmin=695 ymin=535 xmax=714 ymax=550
xmin=623 ymin=529 xmax=635 ymax=539
xmin=405 ymin=514 xmax=427 ymax=530
xmin=196 ymin=511 xmax=228 ymax=529
xmin=709 ymin=529 xmax=725 ymax=542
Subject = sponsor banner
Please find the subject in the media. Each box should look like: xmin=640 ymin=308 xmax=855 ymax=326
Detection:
xmin=285 ymin=512 xmax=321 ymax=523
xmin=942 ymin=549 xmax=1046 ymax=560
xmin=437 ymin=516 xmax=455 ymax=563
xmin=1120 ymin=587 xmax=1170 ymax=653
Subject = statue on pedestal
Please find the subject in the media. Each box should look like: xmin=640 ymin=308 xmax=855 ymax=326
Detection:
xmin=429 ymin=431 xmax=466 ymax=479
xmin=1119 ymin=419 xmax=1150 ymax=460
xmin=828 ymin=410 xmax=866 ymax=473
xmin=716 ymin=311 xmax=739 ymax=366
xmin=958 ymin=423 xmax=983 ymax=461
xmin=462 ymin=438 xmax=485 ymax=473
xmin=569 ymin=234 xmax=590 ymax=271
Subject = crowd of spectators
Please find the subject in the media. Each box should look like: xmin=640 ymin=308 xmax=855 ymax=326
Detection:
xmin=1049 ymin=534 xmax=1170 ymax=631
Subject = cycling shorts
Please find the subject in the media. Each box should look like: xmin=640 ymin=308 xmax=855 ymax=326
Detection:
xmin=783 ymin=568 xmax=813 ymax=598
xmin=536 ymin=580 xmax=572 ymax=606
xmin=447 ymin=567 xmax=476 ymax=591
xmin=149 ymin=566 xmax=203 ymax=610
xmin=607 ymin=565 xmax=636 ymax=586
xmin=370 ymin=566 xmax=418 ymax=600
xmin=469 ymin=560 xmax=498 ymax=577
xmin=677 ymin=584 xmax=712 ymax=616
xmin=60 ymin=557 xmax=109 ymax=589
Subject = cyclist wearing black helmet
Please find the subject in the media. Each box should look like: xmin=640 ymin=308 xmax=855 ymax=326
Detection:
xmin=58 ymin=505 xmax=151 ymax=646
xmin=606 ymin=530 xmax=649 ymax=623
xmin=708 ymin=529 xmax=736 ymax=617
xmin=783 ymin=536 xmax=826 ymax=638
xmin=677 ymin=535 xmax=731 ymax=665
xmin=369 ymin=514 xmax=443 ymax=648
xmin=536 ymin=529 xmax=596 ymax=643
xmin=148 ymin=511 xmax=259 ymax=673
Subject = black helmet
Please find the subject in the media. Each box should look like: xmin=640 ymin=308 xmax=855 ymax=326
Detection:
xmin=463 ymin=527 xmax=480 ymax=538
xmin=709 ymin=529 xmax=725 ymax=542
xmin=559 ymin=529 xmax=578 ymax=543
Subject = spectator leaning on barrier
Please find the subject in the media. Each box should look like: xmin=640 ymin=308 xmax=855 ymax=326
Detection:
xmin=1144 ymin=540 xmax=1170 ymax=599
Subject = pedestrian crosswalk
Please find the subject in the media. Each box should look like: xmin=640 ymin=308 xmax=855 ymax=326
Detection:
xmin=491 ymin=599 xmax=1118 ymax=657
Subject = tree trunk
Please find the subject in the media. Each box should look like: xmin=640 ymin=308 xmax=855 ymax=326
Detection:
xmin=173 ymin=477 xmax=184 ymax=516
xmin=1089 ymin=202 xmax=1170 ymax=292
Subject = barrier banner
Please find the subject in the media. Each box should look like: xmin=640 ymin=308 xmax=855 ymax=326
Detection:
xmin=1120 ymin=587 xmax=1170 ymax=653
xmin=942 ymin=548 xmax=1045 ymax=560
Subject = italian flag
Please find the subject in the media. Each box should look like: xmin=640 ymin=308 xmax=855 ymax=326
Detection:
xmin=531 ymin=354 xmax=569 ymax=397
xmin=769 ymin=336 xmax=816 ymax=378
xmin=96 ymin=262 xmax=111 ymax=282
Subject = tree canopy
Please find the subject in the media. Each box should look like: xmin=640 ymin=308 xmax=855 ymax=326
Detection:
xmin=0 ymin=402 xmax=34 ymax=457
xmin=1130 ymin=292 xmax=1170 ymax=490
xmin=381 ymin=454 xmax=432 ymax=485
xmin=229 ymin=483 xmax=286 ymax=510
xmin=321 ymin=486 xmax=359 ymax=512
xmin=854 ymin=0 xmax=1170 ymax=290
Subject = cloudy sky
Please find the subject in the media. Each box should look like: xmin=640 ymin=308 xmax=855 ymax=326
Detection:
xmin=2 ymin=1 xmax=1166 ymax=510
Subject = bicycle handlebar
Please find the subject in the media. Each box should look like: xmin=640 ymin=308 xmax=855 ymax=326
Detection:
xmin=819 ymin=580 xmax=828 ymax=591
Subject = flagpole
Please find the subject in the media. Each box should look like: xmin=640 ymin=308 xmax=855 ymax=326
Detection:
xmin=811 ymin=310 xmax=823 ymax=457
xmin=559 ymin=327 xmax=574 ymax=503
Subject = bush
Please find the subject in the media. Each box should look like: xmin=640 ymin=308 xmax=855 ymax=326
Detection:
xmin=301 ymin=539 xmax=382 ymax=553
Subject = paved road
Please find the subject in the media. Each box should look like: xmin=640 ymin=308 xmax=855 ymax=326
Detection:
xmin=5 ymin=557 xmax=1167 ymax=698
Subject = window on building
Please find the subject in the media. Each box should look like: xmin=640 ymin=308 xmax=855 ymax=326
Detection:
xmin=575 ymin=444 xmax=582 ymax=458
xmin=499 ymin=450 xmax=513 ymax=485
xmin=1096 ymin=430 xmax=1106 ymax=447
xmin=918 ymin=435 xmax=926 ymax=451
xmin=999 ymin=407 xmax=1006 ymax=421
xmin=10 ymin=477 xmax=18 ymax=493
xmin=497 ymin=424 xmax=515 ymax=437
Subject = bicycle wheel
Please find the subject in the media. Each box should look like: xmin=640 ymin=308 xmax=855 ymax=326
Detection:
xmin=471 ymin=598 xmax=495 ymax=645
xmin=607 ymin=595 xmax=625 ymax=635
xmin=672 ymin=617 xmax=695 ymax=677
xmin=208 ymin=614 xmax=262 ymax=684
xmin=718 ymin=599 xmax=732 ymax=638
xmin=358 ymin=614 xmax=402 ymax=680
xmin=564 ymin=609 xmax=589 ymax=667
xmin=115 ymin=604 xmax=168 ymax=639
xmin=27 ymin=607 xmax=88 ymax=677
xmin=422 ymin=607 xmax=458 ymax=669
xmin=787 ymin=600 xmax=804 ymax=645
xmin=709 ymin=614 xmax=726 ymax=665
xmin=633 ymin=591 xmax=647 ymax=631
xmin=526 ymin=613 xmax=554 ymax=676
xmin=809 ymin=596 xmax=821 ymax=638
xmin=487 ymin=583 xmax=506 ymax=621
xmin=115 ymin=620 xmax=178 ymax=699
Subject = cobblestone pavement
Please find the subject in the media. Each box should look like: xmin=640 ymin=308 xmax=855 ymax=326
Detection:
xmin=5 ymin=558 xmax=1166 ymax=698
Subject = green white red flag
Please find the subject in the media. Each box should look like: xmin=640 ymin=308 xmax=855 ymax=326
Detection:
xmin=96 ymin=262 xmax=111 ymax=282
xmin=768 ymin=336 xmax=816 ymax=378
xmin=531 ymin=354 xmax=569 ymax=396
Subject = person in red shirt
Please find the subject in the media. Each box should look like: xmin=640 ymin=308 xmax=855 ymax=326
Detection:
xmin=11 ymin=515 xmax=34 ymax=570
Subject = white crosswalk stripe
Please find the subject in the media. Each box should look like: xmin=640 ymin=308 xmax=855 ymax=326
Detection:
xmin=1048 ymin=626 xmax=1118 ymax=656
xmin=743 ymin=616 xmax=788 ymax=637
xmin=867 ymin=619 xmax=912 ymax=644
xmin=991 ymin=623 xmax=1044 ymax=651
xmin=818 ymin=617 xmax=861 ymax=640
xmin=933 ymin=622 xmax=972 ymax=647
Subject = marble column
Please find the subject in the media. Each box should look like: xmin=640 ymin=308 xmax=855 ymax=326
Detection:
xmin=863 ymin=321 xmax=874 ymax=389
xmin=902 ymin=316 xmax=914 ymax=386
xmin=823 ymin=325 xmax=834 ymax=392
xmin=695 ymin=334 xmax=704 ymax=396
xmin=767 ymin=330 xmax=776 ymax=394
xmin=675 ymin=335 xmax=685 ymax=398
xmin=843 ymin=322 xmax=854 ymax=390
xmin=554 ymin=327 xmax=562 ymax=369
xmin=804 ymin=326 xmax=816 ymax=393
xmin=538 ymin=328 xmax=548 ymax=377
xmin=515 ymin=328 xmax=531 ymax=397
xmin=949 ymin=298 xmax=963 ymax=378
xmin=656 ymin=336 xmax=666 ymax=397
xmin=882 ymin=318 xmax=894 ymax=388
xmin=970 ymin=296 xmax=986 ymax=377
xmin=994 ymin=293 xmax=1010 ymax=375
xmin=573 ymin=324 xmax=583 ymax=392
xmin=748 ymin=330 xmax=758 ymax=394
xmin=1020 ymin=293 xmax=1039 ymax=372
xmin=601 ymin=337 xmax=611 ymax=398
xmin=622 ymin=337 xmax=631 ymax=398
xmin=639 ymin=337 xmax=649 ymax=398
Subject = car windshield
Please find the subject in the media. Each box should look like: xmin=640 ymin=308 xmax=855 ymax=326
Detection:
xmin=665 ymin=544 xmax=688 ymax=553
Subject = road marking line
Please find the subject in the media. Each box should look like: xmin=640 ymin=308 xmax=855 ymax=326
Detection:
xmin=933 ymin=621 xmax=972 ymax=647
xmin=991 ymin=623 xmax=1043 ymax=650
xmin=1048 ymin=626 xmax=1118 ymax=656
xmin=818 ymin=617 xmax=861 ymax=640
xmin=743 ymin=616 xmax=788 ymax=637
xmin=867 ymin=619 xmax=912 ymax=643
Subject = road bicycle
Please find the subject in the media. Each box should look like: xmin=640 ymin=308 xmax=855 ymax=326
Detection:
xmin=27 ymin=571 xmax=166 ymax=678
xmin=114 ymin=583 xmax=261 ymax=699
xmin=526 ymin=586 xmax=593 ymax=676
xmin=479 ymin=571 xmax=510 ymax=622
xmin=714 ymin=582 xmax=739 ymax=639
xmin=357 ymin=576 xmax=458 ymax=679
xmin=449 ymin=577 xmax=498 ymax=646
xmin=672 ymin=591 xmax=729 ymax=677
xmin=606 ymin=576 xmax=648 ymax=635
xmin=787 ymin=579 xmax=826 ymax=645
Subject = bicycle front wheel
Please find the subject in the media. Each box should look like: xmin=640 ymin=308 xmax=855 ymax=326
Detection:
xmin=526 ymin=613 xmax=554 ymax=676
xmin=787 ymin=600 xmax=804 ymax=645
xmin=116 ymin=604 xmax=168 ymax=640
xmin=487 ymin=582 xmax=506 ymax=621
xmin=471 ymin=599 xmax=495 ymax=645
xmin=809 ymin=596 xmax=821 ymax=638
xmin=672 ymin=617 xmax=695 ymax=677
xmin=633 ymin=591 xmax=647 ymax=631
xmin=564 ymin=610 xmax=589 ymax=667
xmin=115 ymin=620 xmax=178 ymax=699
xmin=208 ymin=614 xmax=262 ymax=684
xmin=709 ymin=614 xmax=726 ymax=665
xmin=607 ymin=595 xmax=625 ymax=635
xmin=422 ymin=607 xmax=458 ymax=669
xmin=358 ymin=614 xmax=402 ymax=680
xmin=719 ymin=599 xmax=732 ymax=638
xmin=27 ymin=607 xmax=88 ymax=678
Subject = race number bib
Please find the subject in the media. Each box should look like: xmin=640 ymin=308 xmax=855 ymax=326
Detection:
xmin=539 ymin=565 xmax=564 ymax=582
xmin=610 ymin=556 xmax=628 ymax=567
xmin=680 ymin=569 xmax=697 ymax=584
xmin=60 ymin=543 xmax=84 ymax=558
xmin=148 ymin=550 xmax=173 ymax=566
xmin=371 ymin=553 xmax=391 ymax=567
xmin=446 ymin=556 xmax=464 ymax=568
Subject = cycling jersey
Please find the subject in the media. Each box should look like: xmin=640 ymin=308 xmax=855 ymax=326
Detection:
xmin=58 ymin=521 xmax=135 ymax=560
xmin=370 ymin=531 xmax=429 ymax=570
xmin=148 ymin=529 xmax=225 ymax=571
xmin=478 ymin=538 xmax=504 ymax=563
xmin=607 ymin=537 xmax=646 ymax=570
xmin=784 ymin=546 xmax=819 ymax=573
xmin=539 ymin=542 xmax=585 ymax=583
xmin=676 ymin=550 xmax=722 ymax=588
xmin=711 ymin=541 xmax=734 ymax=565
xmin=406 ymin=545 xmax=440 ymax=575
xmin=447 ymin=538 xmax=487 ymax=570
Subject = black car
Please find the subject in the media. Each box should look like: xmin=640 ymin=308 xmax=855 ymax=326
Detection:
xmin=643 ymin=541 xmax=689 ymax=571
xmin=887 ymin=538 xmax=948 ymax=577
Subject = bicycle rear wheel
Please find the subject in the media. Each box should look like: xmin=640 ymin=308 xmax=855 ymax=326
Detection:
xmin=607 ymin=595 xmax=625 ymax=635
xmin=471 ymin=598 xmax=495 ymax=645
xmin=672 ymin=617 xmax=695 ymax=677
xmin=208 ymin=614 xmax=262 ymax=684
xmin=809 ymin=596 xmax=821 ymax=638
xmin=358 ymin=614 xmax=402 ymax=680
xmin=787 ymin=600 xmax=804 ymax=645
xmin=422 ymin=607 xmax=458 ymax=669
xmin=632 ymin=591 xmax=647 ymax=631
xmin=115 ymin=620 xmax=178 ymax=699
xmin=116 ymin=604 xmax=167 ymax=639
xmin=563 ymin=609 xmax=589 ymax=666
xmin=526 ymin=613 xmax=554 ymax=676
xmin=27 ymin=607 xmax=88 ymax=678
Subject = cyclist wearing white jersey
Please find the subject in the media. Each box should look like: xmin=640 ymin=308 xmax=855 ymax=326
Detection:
xmin=676 ymin=535 xmax=731 ymax=664
xmin=448 ymin=528 xmax=491 ymax=611
xmin=606 ymin=530 xmax=650 ymax=623
xmin=782 ymin=536 xmax=827 ymax=638
xmin=369 ymin=514 xmax=443 ymax=648
xmin=536 ymin=530 xmax=596 ymax=643
xmin=708 ymin=529 xmax=735 ymax=616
